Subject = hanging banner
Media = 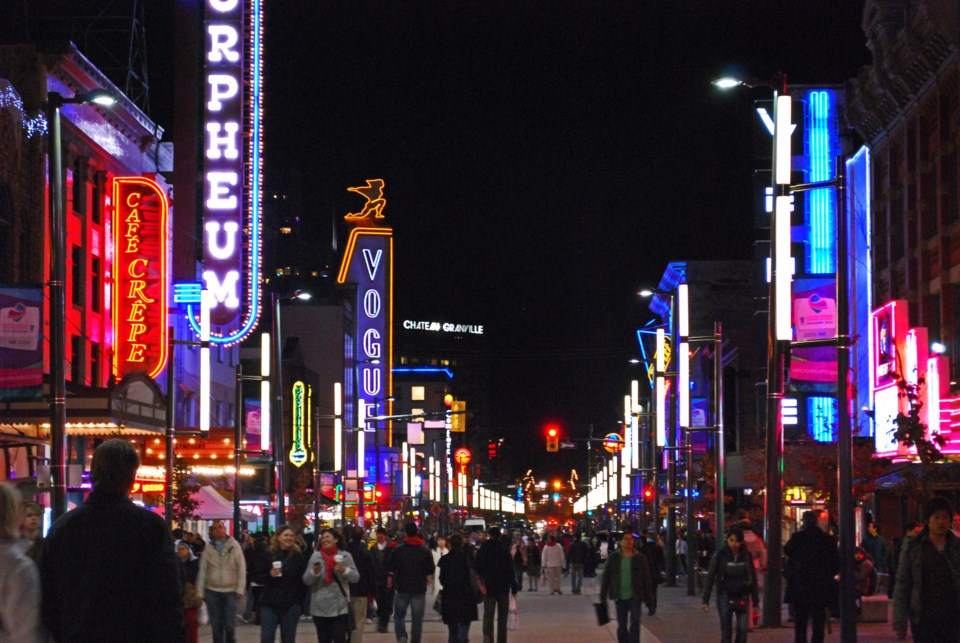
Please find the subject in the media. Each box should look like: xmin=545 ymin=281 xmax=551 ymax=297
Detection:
xmin=112 ymin=176 xmax=169 ymax=381
xmin=0 ymin=286 xmax=43 ymax=401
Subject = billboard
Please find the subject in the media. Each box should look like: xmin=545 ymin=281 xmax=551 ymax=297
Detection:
xmin=0 ymin=286 xmax=43 ymax=401
xmin=112 ymin=177 xmax=169 ymax=381
xmin=789 ymin=278 xmax=837 ymax=392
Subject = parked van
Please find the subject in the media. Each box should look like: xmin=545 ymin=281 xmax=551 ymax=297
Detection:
xmin=463 ymin=517 xmax=486 ymax=533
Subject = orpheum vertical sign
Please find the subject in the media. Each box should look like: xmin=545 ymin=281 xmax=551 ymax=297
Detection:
xmin=338 ymin=179 xmax=393 ymax=441
xmin=197 ymin=0 xmax=263 ymax=344
xmin=112 ymin=177 xmax=169 ymax=381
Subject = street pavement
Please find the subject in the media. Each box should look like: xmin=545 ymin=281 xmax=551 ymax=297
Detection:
xmin=201 ymin=571 xmax=908 ymax=642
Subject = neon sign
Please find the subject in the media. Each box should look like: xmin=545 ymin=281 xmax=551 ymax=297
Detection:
xmin=289 ymin=380 xmax=308 ymax=467
xmin=338 ymin=180 xmax=393 ymax=442
xmin=111 ymin=177 xmax=168 ymax=381
xmin=193 ymin=0 xmax=263 ymax=345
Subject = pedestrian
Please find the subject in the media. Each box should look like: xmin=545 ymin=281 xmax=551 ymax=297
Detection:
xmin=783 ymin=510 xmax=839 ymax=643
xmin=541 ymin=533 xmax=566 ymax=595
xmin=599 ymin=532 xmax=653 ymax=643
xmin=386 ymin=522 xmax=436 ymax=643
xmin=244 ymin=533 xmax=272 ymax=624
xmin=853 ymin=546 xmax=877 ymax=612
xmin=177 ymin=541 xmax=203 ymax=643
xmin=431 ymin=534 xmax=449 ymax=620
xmin=894 ymin=497 xmax=960 ymax=641
xmin=304 ymin=527 xmax=359 ymax=643
xmin=41 ymin=439 xmax=184 ymax=642
xmin=509 ymin=532 xmax=526 ymax=591
xmin=640 ymin=531 xmax=664 ymax=615
xmin=568 ymin=533 xmax=589 ymax=594
xmin=0 ymin=483 xmax=40 ymax=642
xmin=525 ymin=535 xmax=542 ymax=591
xmin=196 ymin=519 xmax=247 ymax=643
xmin=676 ymin=528 xmax=688 ymax=575
xmin=259 ymin=525 xmax=308 ymax=643
xmin=474 ymin=527 xmax=519 ymax=643
xmin=17 ymin=500 xmax=43 ymax=564
xmin=702 ymin=527 xmax=760 ymax=643
xmin=438 ymin=533 xmax=479 ymax=643
xmin=888 ymin=521 xmax=922 ymax=599
xmin=346 ymin=525 xmax=378 ymax=643
xmin=861 ymin=521 xmax=890 ymax=574
xmin=371 ymin=526 xmax=397 ymax=633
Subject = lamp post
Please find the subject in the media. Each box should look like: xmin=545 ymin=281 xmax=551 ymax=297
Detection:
xmin=715 ymin=73 xmax=791 ymax=627
xmin=45 ymin=89 xmax=116 ymax=520
xmin=271 ymin=289 xmax=311 ymax=527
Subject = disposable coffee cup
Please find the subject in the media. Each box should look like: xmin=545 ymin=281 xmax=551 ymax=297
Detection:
xmin=334 ymin=554 xmax=344 ymax=564
xmin=272 ymin=561 xmax=283 ymax=576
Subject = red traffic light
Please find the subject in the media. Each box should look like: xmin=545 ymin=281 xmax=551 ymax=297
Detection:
xmin=546 ymin=424 xmax=560 ymax=452
xmin=547 ymin=426 xmax=558 ymax=438
xmin=643 ymin=487 xmax=653 ymax=500
xmin=444 ymin=393 xmax=454 ymax=408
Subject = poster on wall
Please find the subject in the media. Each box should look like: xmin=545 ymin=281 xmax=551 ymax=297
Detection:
xmin=789 ymin=278 xmax=838 ymax=393
xmin=0 ymin=286 xmax=43 ymax=401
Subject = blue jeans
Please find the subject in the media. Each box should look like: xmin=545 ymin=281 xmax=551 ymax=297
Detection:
xmin=259 ymin=603 xmax=301 ymax=643
xmin=614 ymin=596 xmax=641 ymax=643
xmin=717 ymin=595 xmax=749 ymax=643
xmin=446 ymin=621 xmax=471 ymax=643
xmin=394 ymin=592 xmax=426 ymax=643
xmin=570 ymin=563 xmax=584 ymax=593
xmin=482 ymin=591 xmax=510 ymax=643
xmin=205 ymin=590 xmax=238 ymax=643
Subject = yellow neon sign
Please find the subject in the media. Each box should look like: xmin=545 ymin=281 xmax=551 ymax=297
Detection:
xmin=289 ymin=381 xmax=308 ymax=467
xmin=344 ymin=178 xmax=386 ymax=222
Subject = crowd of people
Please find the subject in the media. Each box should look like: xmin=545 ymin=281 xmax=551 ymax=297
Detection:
xmin=4 ymin=440 xmax=960 ymax=643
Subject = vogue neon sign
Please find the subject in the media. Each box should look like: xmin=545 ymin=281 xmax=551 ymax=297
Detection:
xmin=112 ymin=177 xmax=168 ymax=381
xmin=193 ymin=0 xmax=263 ymax=345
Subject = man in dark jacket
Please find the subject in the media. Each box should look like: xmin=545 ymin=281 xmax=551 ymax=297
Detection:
xmin=568 ymin=533 xmax=590 ymax=594
xmin=372 ymin=527 xmax=397 ymax=633
xmin=41 ymin=439 xmax=185 ymax=642
xmin=347 ymin=526 xmax=377 ymax=642
xmin=387 ymin=522 xmax=436 ymax=643
xmin=474 ymin=527 xmax=519 ymax=643
xmin=784 ymin=510 xmax=840 ymax=643
xmin=600 ymin=532 xmax=653 ymax=643
xmin=640 ymin=531 xmax=664 ymax=615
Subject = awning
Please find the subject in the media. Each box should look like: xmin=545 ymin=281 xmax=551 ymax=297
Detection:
xmin=193 ymin=485 xmax=258 ymax=521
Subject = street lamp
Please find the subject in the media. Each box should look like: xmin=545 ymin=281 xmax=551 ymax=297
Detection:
xmin=715 ymin=72 xmax=791 ymax=629
xmin=45 ymin=89 xmax=116 ymax=520
xmin=271 ymin=288 xmax=311 ymax=527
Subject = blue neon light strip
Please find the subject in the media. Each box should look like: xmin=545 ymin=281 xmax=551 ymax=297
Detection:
xmin=392 ymin=367 xmax=454 ymax=380
xmin=187 ymin=0 xmax=264 ymax=345
xmin=173 ymin=282 xmax=202 ymax=304
xmin=806 ymin=90 xmax=836 ymax=274
xmin=808 ymin=396 xmax=837 ymax=442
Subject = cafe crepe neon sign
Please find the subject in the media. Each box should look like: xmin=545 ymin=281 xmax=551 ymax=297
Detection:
xmin=189 ymin=0 xmax=264 ymax=345
xmin=289 ymin=381 xmax=309 ymax=467
xmin=112 ymin=177 xmax=169 ymax=381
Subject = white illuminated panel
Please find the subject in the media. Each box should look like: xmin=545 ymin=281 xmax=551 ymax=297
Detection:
xmin=775 ymin=95 xmax=792 ymax=185
xmin=631 ymin=380 xmax=640 ymax=469
xmin=199 ymin=290 xmax=211 ymax=433
xmin=656 ymin=328 xmax=666 ymax=447
xmin=401 ymin=441 xmax=409 ymax=496
xmin=334 ymin=383 xmax=343 ymax=471
xmin=775 ymin=195 xmax=793 ymax=341
xmin=260 ymin=332 xmax=270 ymax=450
xmin=781 ymin=397 xmax=798 ymax=425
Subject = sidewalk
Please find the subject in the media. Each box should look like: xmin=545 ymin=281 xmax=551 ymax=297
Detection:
xmin=641 ymin=580 xmax=905 ymax=642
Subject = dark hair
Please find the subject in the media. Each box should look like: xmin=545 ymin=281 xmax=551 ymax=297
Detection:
xmin=924 ymin=496 xmax=954 ymax=521
xmin=726 ymin=527 xmax=745 ymax=543
xmin=404 ymin=522 xmax=419 ymax=538
xmin=449 ymin=533 xmax=464 ymax=552
xmin=487 ymin=527 xmax=501 ymax=540
xmin=376 ymin=527 xmax=388 ymax=536
xmin=318 ymin=527 xmax=343 ymax=550
xmin=801 ymin=510 xmax=819 ymax=528
xmin=91 ymin=439 xmax=139 ymax=492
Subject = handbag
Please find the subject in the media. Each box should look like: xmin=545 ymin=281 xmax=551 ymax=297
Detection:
xmin=594 ymin=601 xmax=610 ymax=626
xmin=469 ymin=567 xmax=486 ymax=603
xmin=332 ymin=573 xmax=358 ymax=634
xmin=182 ymin=580 xmax=203 ymax=610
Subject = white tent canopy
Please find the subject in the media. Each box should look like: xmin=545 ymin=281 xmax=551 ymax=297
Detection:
xmin=193 ymin=485 xmax=258 ymax=522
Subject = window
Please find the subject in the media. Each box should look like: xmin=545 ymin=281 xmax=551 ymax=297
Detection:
xmin=91 ymin=171 xmax=104 ymax=224
xmin=411 ymin=386 xmax=425 ymax=401
xmin=71 ymin=246 xmax=84 ymax=307
xmin=91 ymin=342 xmax=101 ymax=386
xmin=72 ymin=158 xmax=87 ymax=216
xmin=70 ymin=336 xmax=84 ymax=384
xmin=90 ymin=257 xmax=101 ymax=313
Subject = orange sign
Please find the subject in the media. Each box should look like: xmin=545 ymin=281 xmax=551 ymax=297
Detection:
xmin=112 ymin=177 xmax=168 ymax=381
xmin=131 ymin=480 xmax=165 ymax=494
xmin=454 ymin=448 xmax=472 ymax=467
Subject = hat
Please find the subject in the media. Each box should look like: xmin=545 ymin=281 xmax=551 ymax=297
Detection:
xmin=176 ymin=539 xmax=198 ymax=561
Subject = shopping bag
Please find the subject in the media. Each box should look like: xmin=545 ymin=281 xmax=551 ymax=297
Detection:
xmin=508 ymin=594 xmax=519 ymax=631
xmin=198 ymin=602 xmax=209 ymax=626
xmin=594 ymin=601 xmax=610 ymax=626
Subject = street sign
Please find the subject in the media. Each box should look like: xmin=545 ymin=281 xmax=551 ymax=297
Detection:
xmin=559 ymin=441 xmax=576 ymax=450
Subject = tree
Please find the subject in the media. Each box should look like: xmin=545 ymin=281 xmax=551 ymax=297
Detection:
xmin=889 ymin=375 xmax=949 ymax=502
xmin=171 ymin=457 xmax=201 ymax=527
xmin=799 ymin=438 xmax=891 ymax=516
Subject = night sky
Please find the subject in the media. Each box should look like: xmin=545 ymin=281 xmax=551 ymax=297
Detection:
xmin=253 ymin=1 xmax=870 ymax=478
xmin=98 ymin=1 xmax=873 ymax=478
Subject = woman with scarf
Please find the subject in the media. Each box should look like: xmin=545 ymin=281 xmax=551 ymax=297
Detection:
xmin=260 ymin=525 xmax=308 ymax=643
xmin=438 ymin=533 xmax=479 ymax=643
xmin=304 ymin=528 xmax=359 ymax=643
xmin=541 ymin=533 xmax=566 ymax=595
xmin=177 ymin=540 xmax=202 ymax=643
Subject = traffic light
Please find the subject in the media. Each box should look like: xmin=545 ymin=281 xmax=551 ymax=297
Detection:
xmin=643 ymin=487 xmax=654 ymax=501
xmin=487 ymin=440 xmax=498 ymax=461
xmin=546 ymin=425 xmax=559 ymax=452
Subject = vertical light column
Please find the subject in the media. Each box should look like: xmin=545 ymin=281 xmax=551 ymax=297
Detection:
xmin=472 ymin=479 xmax=478 ymax=509
xmin=357 ymin=398 xmax=366 ymax=478
xmin=199 ymin=290 xmax=211 ymax=433
xmin=260 ymin=333 xmax=271 ymax=450
xmin=656 ymin=328 xmax=666 ymax=447
xmin=621 ymin=394 xmax=630 ymax=495
xmin=409 ymin=445 xmax=417 ymax=503
xmin=678 ymin=283 xmax=690 ymax=428
xmin=334 ymin=383 xmax=343 ymax=472
xmin=428 ymin=456 xmax=436 ymax=501
xmin=401 ymin=441 xmax=409 ymax=496
xmin=775 ymin=95 xmax=793 ymax=341
xmin=631 ymin=380 xmax=640 ymax=469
